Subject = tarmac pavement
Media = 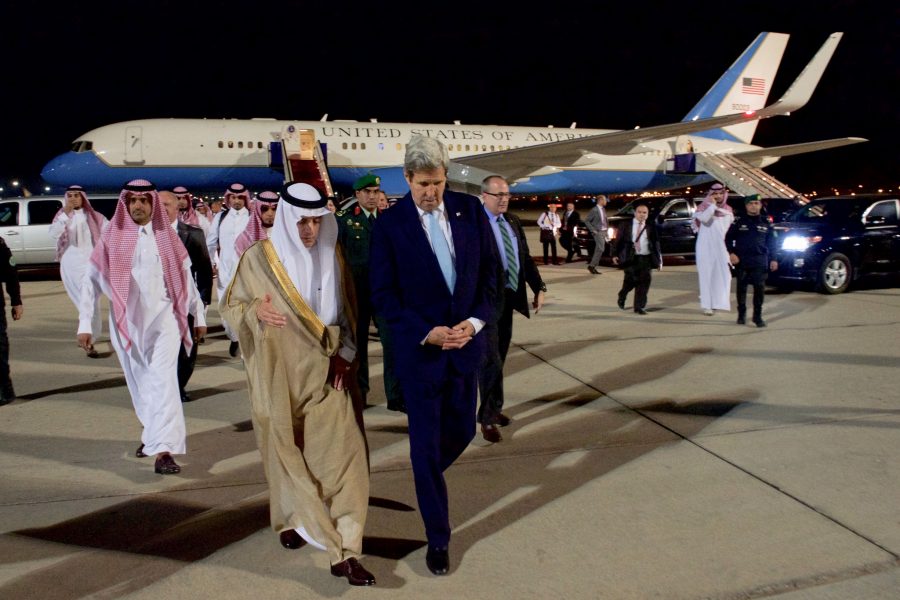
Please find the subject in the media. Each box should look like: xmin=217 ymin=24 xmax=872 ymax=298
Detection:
xmin=1 ymin=228 xmax=898 ymax=599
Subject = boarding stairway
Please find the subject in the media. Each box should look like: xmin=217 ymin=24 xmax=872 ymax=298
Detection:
xmin=280 ymin=126 xmax=334 ymax=198
xmin=694 ymin=152 xmax=801 ymax=199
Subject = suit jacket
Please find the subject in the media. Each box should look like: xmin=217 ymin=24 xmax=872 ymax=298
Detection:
xmin=369 ymin=190 xmax=498 ymax=383
xmin=177 ymin=221 xmax=213 ymax=305
xmin=584 ymin=204 xmax=608 ymax=235
xmin=562 ymin=210 xmax=581 ymax=233
xmin=613 ymin=218 xmax=662 ymax=269
xmin=487 ymin=212 xmax=544 ymax=320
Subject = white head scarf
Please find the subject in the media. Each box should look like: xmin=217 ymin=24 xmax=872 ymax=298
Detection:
xmin=270 ymin=183 xmax=341 ymax=325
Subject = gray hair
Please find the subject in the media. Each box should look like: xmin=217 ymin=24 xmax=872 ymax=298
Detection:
xmin=404 ymin=135 xmax=449 ymax=177
xmin=480 ymin=174 xmax=508 ymax=193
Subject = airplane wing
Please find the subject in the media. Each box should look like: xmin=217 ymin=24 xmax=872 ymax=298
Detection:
xmin=453 ymin=33 xmax=844 ymax=180
xmin=734 ymin=137 xmax=867 ymax=167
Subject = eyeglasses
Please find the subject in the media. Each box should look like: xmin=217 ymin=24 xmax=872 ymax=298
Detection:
xmin=484 ymin=192 xmax=512 ymax=199
xmin=259 ymin=205 xmax=277 ymax=213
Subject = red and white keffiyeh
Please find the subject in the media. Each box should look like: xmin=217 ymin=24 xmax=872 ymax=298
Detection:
xmin=54 ymin=185 xmax=105 ymax=261
xmin=173 ymin=186 xmax=200 ymax=227
xmin=89 ymin=179 xmax=193 ymax=352
xmin=235 ymin=190 xmax=278 ymax=256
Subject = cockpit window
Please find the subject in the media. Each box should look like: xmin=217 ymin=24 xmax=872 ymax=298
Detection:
xmin=71 ymin=141 xmax=93 ymax=152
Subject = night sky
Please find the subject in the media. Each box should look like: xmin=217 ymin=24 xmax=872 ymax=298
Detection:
xmin=3 ymin=1 xmax=897 ymax=194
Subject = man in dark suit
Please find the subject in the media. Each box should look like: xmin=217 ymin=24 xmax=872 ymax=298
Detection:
xmin=613 ymin=203 xmax=662 ymax=315
xmin=560 ymin=201 xmax=581 ymax=263
xmin=161 ymin=192 xmax=213 ymax=402
xmin=477 ymin=175 xmax=546 ymax=443
xmin=370 ymin=136 xmax=497 ymax=576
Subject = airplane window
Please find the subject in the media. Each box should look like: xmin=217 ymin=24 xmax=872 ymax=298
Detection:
xmin=247 ymin=141 xmax=253 ymax=148
xmin=258 ymin=142 xmax=263 ymax=148
xmin=490 ymin=145 xmax=495 ymax=151
xmin=0 ymin=202 xmax=19 ymax=226
xmin=343 ymin=143 xmax=348 ymax=150
xmin=218 ymin=141 xmax=224 ymax=148
xmin=228 ymin=141 xmax=234 ymax=148
xmin=352 ymin=143 xmax=357 ymax=150
xmin=361 ymin=143 xmax=366 ymax=150
xmin=465 ymin=145 xmax=470 ymax=151
xmin=238 ymin=141 xmax=244 ymax=149
xmin=482 ymin=145 xmax=486 ymax=151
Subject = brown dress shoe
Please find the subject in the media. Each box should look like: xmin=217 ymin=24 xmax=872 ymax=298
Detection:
xmin=481 ymin=423 xmax=502 ymax=443
xmin=135 ymin=443 xmax=147 ymax=458
xmin=330 ymin=557 xmax=375 ymax=586
xmin=154 ymin=453 xmax=181 ymax=474
xmin=86 ymin=345 xmax=100 ymax=358
xmin=279 ymin=529 xmax=303 ymax=549
xmin=496 ymin=413 xmax=512 ymax=427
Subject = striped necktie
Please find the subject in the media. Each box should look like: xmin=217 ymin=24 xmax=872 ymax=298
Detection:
xmin=427 ymin=211 xmax=455 ymax=293
xmin=498 ymin=216 xmax=518 ymax=290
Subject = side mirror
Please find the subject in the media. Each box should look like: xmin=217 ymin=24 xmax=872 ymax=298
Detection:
xmin=865 ymin=215 xmax=886 ymax=226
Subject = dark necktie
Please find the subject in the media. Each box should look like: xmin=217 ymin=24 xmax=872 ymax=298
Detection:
xmin=367 ymin=213 xmax=375 ymax=226
xmin=498 ymin=216 xmax=518 ymax=290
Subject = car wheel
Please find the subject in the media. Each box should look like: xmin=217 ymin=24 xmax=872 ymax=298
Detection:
xmin=816 ymin=252 xmax=852 ymax=294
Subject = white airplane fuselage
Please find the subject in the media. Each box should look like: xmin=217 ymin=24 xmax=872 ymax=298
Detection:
xmin=41 ymin=118 xmax=765 ymax=196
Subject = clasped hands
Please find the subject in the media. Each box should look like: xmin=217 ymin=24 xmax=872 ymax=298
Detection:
xmin=426 ymin=320 xmax=475 ymax=350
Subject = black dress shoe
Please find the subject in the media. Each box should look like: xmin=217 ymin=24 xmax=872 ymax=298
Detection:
xmin=736 ymin=314 xmax=746 ymax=325
xmin=481 ymin=423 xmax=502 ymax=443
xmin=330 ymin=557 xmax=376 ymax=586
xmin=228 ymin=341 xmax=239 ymax=357
xmin=496 ymin=413 xmax=512 ymax=427
xmin=180 ymin=390 xmax=192 ymax=403
xmin=617 ymin=297 xmax=626 ymax=310
xmin=154 ymin=453 xmax=181 ymax=474
xmin=135 ymin=443 xmax=147 ymax=458
xmin=635 ymin=308 xmax=648 ymax=315
xmin=0 ymin=394 xmax=15 ymax=406
xmin=279 ymin=529 xmax=304 ymax=550
xmin=754 ymin=318 xmax=767 ymax=328
xmin=426 ymin=546 xmax=450 ymax=575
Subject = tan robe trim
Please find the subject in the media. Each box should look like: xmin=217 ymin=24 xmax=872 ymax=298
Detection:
xmin=257 ymin=238 xmax=329 ymax=345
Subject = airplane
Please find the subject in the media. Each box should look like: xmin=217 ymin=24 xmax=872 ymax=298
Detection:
xmin=40 ymin=32 xmax=864 ymax=198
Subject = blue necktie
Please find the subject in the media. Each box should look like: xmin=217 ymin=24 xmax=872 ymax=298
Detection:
xmin=427 ymin=211 xmax=455 ymax=293
xmin=498 ymin=216 xmax=519 ymax=290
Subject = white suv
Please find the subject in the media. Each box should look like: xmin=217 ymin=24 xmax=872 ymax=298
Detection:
xmin=0 ymin=195 xmax=119 ymax=266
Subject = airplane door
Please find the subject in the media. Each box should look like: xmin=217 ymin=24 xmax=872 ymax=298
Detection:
xmin=125 ymin=126 xmax=144 ymax=164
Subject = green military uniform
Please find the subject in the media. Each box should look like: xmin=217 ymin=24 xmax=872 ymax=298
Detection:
xmin=335 ymin=174 xmax=405 ymax=411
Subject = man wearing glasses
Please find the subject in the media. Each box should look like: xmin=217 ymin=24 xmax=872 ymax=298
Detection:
xmin=478 ymin=176 xmax=546 ymax=442
xmin=336 ymin=174 xmax=404 ymax=412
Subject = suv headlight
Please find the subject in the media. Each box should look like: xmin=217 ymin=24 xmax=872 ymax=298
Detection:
xmin=781 ymin=235 xmax=822 ymax=251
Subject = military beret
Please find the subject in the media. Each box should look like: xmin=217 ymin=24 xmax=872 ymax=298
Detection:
xmin=353 ymin=173 xmax=381 ymax=191
xmin=745 ymin=194 xmax=762 ymax=204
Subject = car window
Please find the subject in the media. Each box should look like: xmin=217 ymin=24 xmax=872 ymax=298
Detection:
xmin=0 ymin=202 xmax=19 ymax=226
xmin=791 ymin=201 xmax=861 ymax=223
xmin=27 ymin=199 xmax=63 ymax=225
xmin=90 ymin=197 xmax=119 ymax=219
xmin=665 ymin=201 xmax=692 ymax=219
xmin=865 ymin=200 xmax=899 ymax=225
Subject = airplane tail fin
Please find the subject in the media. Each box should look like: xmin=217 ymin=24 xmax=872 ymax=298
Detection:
xmin=683 ymin=32 xmax=790 ymax=144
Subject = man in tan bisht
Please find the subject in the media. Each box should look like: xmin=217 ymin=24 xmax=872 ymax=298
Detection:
xmin=222 ymin=182 xmax=375 ymax=586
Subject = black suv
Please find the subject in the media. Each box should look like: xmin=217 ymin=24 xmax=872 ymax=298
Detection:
xmin=770 ymin=194 xmax=900 ymax=294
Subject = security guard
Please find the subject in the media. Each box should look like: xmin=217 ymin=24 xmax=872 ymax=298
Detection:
xmin=336 ymin=173 xmax=405 ymax=412
xmin=725 ymin=195 xmax=778 ymax=327
xmin=0 ymin=237 xmax=23 ymax=405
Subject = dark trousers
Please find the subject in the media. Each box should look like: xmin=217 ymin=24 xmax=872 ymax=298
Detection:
xmin=354 ymin=276 xmax=372 ymax=398
xmin=736 ymin=266 xmax=767 ymax=318
xmin=618 ymin=255 xmax=654 ymax=310
xmin=374 ymin=314 xmax=404 ymax=411
xmin=0 ymin=306 xmax=12 ymax=397
xmin=402 ymin=372 xmax=477 ymax=548
xmin=560 ymin=231 xmax=575 ymax=262
xmin=478 ymin=288 xmax=515 ymax=425
xmin=177 ymin=314 xmax=197 ymax=395
xmin=541 ymin=237 xmax=558 ymax=265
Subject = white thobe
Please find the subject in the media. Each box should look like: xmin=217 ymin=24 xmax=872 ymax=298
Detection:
xmin=694 ymin=203 xmax=734 ymax=311
xmin=50 ymin=211 xmax=107 ymax=337
xmin=207 ymin=208 xmax=249 ymax=341
xmin=78 ymin=225 xmax=206 ymax=456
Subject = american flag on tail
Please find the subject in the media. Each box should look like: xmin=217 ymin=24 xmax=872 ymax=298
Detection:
xmin=742 ymin=77 xmax=765 ymax=95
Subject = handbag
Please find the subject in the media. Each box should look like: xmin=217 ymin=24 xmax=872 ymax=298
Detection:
xmin=540 ymin=228 xmax=554 ymax=243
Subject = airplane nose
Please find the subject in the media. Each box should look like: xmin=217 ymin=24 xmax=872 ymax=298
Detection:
xmin=40 ymin=152 xmax=71 ymax=184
